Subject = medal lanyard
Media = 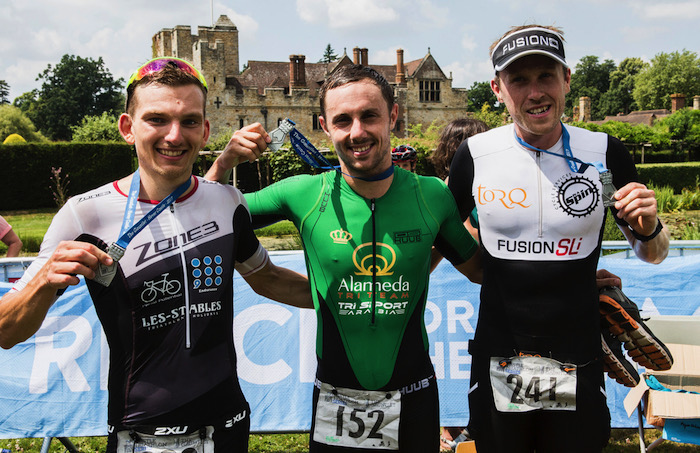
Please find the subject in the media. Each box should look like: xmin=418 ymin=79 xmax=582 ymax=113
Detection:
xmin=514 ymin=123 xmax=607 ymax=175
xmin=514 ymin=123 xmax=617 ymax=207
xmin=272 ymin=118 xmax=394 ymax=182
xmin=110 ymin=169 xmax=192 ymax=258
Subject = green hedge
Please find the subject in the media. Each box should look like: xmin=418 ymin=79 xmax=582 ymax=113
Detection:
xmin=1 ymin=142 xmax=695 ymax=211
xmin=637 ymin=162 xmax=700 ymax=193
xmin=0 ymin=143 xmax=136 ymax=210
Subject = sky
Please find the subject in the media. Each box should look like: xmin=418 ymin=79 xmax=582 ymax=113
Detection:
xmin=1 ymin=0 xmax=699 ymax=102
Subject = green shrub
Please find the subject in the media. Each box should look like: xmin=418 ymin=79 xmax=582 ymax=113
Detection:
xmin=677 ymin=187 xmax=700 ymax=211
xmin=255 ymin=220 xmax=298 ymax=236
xmin=679 ymin=222 xmax=700 ymax=240
xmin=649 ymin=184 xmax=678 ymax=212
xmin=3 ymin=133 xmax=26 ymax=144
xmin=603 ymin=212 xmax=625 ymax=241
xmin=637 ymin=162 xmax=700 ymax=194
xmin=0 ymin=142 xmax=135 ymax=210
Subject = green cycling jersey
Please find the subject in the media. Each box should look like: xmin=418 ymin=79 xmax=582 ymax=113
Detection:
xmin=245 ymin=168 xmax=477 ymax=390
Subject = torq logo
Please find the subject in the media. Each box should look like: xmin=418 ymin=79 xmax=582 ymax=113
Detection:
xmin=154 ymin=426 xmax=189 ymax=435
xmin=477 ymin=185 xmax=530 ymax=209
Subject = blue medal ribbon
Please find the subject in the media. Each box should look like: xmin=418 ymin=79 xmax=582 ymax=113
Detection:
xmin=514 ymin=123 xmax=607 ymax=175
xmin=286 ymin=120 xmax=394 ymax=182
xmin=113 ymin=169 xmax=192 ymax=254
xmin=514 ymin=123 xmax=617 ymax=207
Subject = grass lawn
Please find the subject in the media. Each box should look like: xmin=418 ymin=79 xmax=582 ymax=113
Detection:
xmin=2 ymin=429 xmax=699 ymax=452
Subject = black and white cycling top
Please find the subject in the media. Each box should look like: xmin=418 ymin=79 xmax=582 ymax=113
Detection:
xmin=448 ymin=124 xmax=638 ymax=363
xmin=13 ymin=176 xmax=267 ymax=428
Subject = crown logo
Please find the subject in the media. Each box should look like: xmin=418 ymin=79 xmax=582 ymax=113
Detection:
xmin=330 ymin=229 xmax=352 ymax=244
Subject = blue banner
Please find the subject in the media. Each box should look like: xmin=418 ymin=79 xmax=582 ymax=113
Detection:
xmin=0 ymin=252 xmax=699 ymax=438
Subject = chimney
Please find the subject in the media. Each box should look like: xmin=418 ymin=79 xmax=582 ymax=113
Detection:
xmin=353 ymin=47 xmax=361 ymax=64
xmin=360 ymin=48 xmax=368 ymax=66
xmin=671 ymin=93 xmax=685 ymax=113
xmin=289 ymin=55 xmax=306 ymax=90
xmin=395 ymin=49 xmax=406 ymax=85
xmin=694 ymin=95 xmax=700 ymax=111
xmin=579 ymin=96 xmax=591 ymax=122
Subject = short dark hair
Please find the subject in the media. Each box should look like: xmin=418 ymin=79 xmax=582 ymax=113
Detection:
xmin=319 ymin=64 xmax=394 ymax=117
xmin=125 ymin=63 xmax=208 ymax=116
xmin=432 ymin=118 xmax=489 ymax=179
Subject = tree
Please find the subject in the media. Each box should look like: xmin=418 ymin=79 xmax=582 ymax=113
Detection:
xmin=567 ymin=55 xmax=616 ymax=121
xmin=319 ymin=44 xmax=338 ymax=63
xmin=598 ymin=58 xmax=647 ymax=117
xmin=0 ymin=104 xmax=45 ymax=142
xmin=662 ymin=108 xmax=700 ymax=145
xmin=633 ymin=50 xmax=700 ymax=111
xmin=71 ymin=111 xmax=122 ymax=142
xmin=0 ymin=80 xmax=9 ymax=105
xmin=32 ymin=55 xmax=124 ymax=141
xmin=466 ymin=81 xmax=503 ymax=113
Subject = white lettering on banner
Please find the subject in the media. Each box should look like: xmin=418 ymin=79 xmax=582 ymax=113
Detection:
xmin=234 ymin=303 xmax=293 ymax=384
xmin=430 ymin=342 xmax=445 ymax=379
xmin=426 ymin=301 xmax=476 ymax=380
xmin=30 ymin=316 xmax=92 ymax=394
xmin=424 ymin=301 xmax=442 ymax=333
xmin=447 ymin=300 xmax=475 ymax=334
xmin=450 ymin=342 xmax=471 ymax=379
xmin=641 ymin=297 xmax=660 ymax=317
xmin=299 ymin=309 xmax=317 ymax=383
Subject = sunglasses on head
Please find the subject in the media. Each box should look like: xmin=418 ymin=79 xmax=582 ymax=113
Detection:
xmin=127 ymin=57 xmax=208 ymax=91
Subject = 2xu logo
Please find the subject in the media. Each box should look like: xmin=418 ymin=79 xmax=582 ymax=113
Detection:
xmin=154 ymin=426 xmax=189 ymax=435
xmin=225 ymin=410 xmax=247 ymax=428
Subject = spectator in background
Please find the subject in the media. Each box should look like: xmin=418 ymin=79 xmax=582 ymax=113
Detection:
xmin=432 ymin=118 xmax=490 ymax=182
xmin=391 ymin=144 xmax=418 ymax=172
xmin=430 ymin=118 xmax=489 ymax=451
xmin=0 ymin=215 xmax=22 ymax=257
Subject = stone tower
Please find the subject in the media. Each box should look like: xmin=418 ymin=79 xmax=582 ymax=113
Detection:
xmin=152 ymin=15 xmax=240 ymax=78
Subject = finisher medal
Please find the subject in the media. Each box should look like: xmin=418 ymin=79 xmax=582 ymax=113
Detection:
xmin=267 ymin=118 xmax=296 ymax=152
xmin=94 ymin=242 xmax=126 ymax=287
xmin=600 ymin=170 xmax=617 ymax=208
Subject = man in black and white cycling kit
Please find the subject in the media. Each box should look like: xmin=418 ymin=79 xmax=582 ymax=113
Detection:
xmin=0 ymin=58 xmax=311 ymax=453
xmin=447 ymin=25 xmax=669 ymax=452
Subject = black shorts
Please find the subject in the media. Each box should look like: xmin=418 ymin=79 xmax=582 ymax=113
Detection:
xmin=309 ymin=376 xmax=440 ymax=453
xmin=467 ymin=355 xmax=610 ymax=453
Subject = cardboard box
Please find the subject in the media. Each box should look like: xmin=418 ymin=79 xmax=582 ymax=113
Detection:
xmin=624 ymin=343 xmax=700 ymax=428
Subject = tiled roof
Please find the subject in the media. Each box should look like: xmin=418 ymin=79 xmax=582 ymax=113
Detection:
xmin=235 ymin=55 xmax=428 ymax=94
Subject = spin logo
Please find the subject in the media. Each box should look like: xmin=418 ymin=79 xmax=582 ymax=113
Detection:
xmin=191 ymin=255 xmax=224 ymax=291
xmin=553 ymin=175 xmax=599 ymax=218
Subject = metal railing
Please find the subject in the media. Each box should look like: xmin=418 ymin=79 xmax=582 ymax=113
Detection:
xmin=601 ymin=240 xmax=700 ymax=258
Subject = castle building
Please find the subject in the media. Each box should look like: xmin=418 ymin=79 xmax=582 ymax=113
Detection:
xmin=152 ymin=15 xmax=469 ymax=141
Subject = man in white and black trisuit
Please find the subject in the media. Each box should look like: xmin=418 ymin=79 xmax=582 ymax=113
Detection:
xmin=447 ymin=25 xmax=670 ymax=452
xmin=0 ymin=57 xmax=311 ymax=452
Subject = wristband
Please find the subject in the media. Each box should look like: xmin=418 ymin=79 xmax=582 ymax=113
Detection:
xmin=630 ymin=219 xmax=663 ymax=242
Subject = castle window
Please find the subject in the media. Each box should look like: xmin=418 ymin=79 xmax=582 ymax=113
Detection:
xmin=278 ymin=118 xmax=283 ymax=126
xmin=312 ymin=114 xmax=320 ymax=130
xmin=419 ymin=80 xmax=441 ymax=102
xmin=239 ymin=119 xmax=245 ymax=129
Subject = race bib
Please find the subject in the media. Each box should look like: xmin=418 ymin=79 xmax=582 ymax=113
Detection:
xmin=116 ymin=426 xmax=214 ymax=453
xmin=313 ymin=382 xmax=401 ymax=450
xmin=489 ymin=356 xmax=577 ymax=412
